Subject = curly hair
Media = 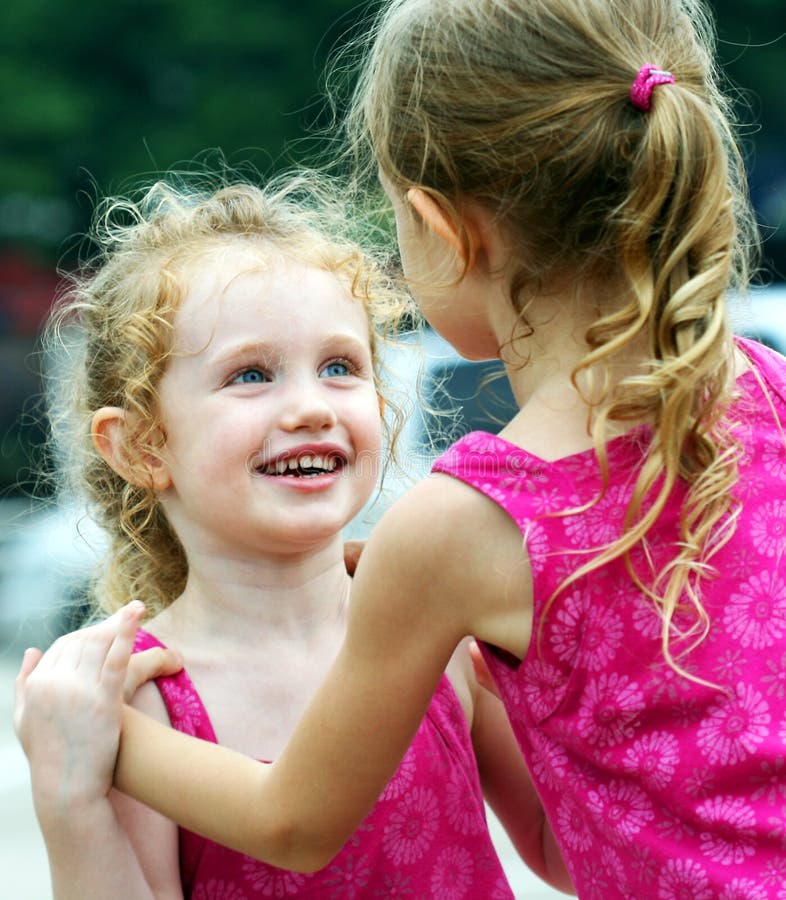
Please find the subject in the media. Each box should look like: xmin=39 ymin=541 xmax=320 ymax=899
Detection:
xmin=342 ymin=0 xmax=759 ymax=676
xmin=45 ymin=173 xmax=414 ymax=619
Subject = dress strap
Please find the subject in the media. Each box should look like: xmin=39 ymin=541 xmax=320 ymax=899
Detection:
xmin=133 ymin=629 xmax=218 ymax=743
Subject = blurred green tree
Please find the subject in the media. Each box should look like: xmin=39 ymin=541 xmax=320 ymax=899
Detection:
xmin=711 ymin=0 xmax=786 ymax=280
xmin=0 ymin=0 xmax=783 ymax=271
xmin=0 ymin=0 xmax=367 ymax=263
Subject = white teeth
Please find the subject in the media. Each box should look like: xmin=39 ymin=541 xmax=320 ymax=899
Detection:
xmin=263 ymin=453 xmax=341 ymax=475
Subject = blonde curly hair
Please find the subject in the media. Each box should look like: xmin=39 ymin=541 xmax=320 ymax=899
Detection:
xmin=342 ymin=0 xmax=759 ymax=675
xmin=45 ymin=173 xmax=414 ymax=619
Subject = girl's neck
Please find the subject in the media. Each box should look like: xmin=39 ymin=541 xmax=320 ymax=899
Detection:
xmin=491 ymin=275 xmax=653 ymax=459
xmin=492 ymin=273 xmax=647 ymax=397
xmin=150 ymin=538 xmax=351 ymax=648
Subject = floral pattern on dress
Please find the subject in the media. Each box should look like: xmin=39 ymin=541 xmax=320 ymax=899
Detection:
xmin=721 ymin=879 xmax=770 ymax=900
xmin=657 ymin=858 xmax=713 ymax=900
xmin=192 ymin=880 xmax=247 ymax=900
xmin=157 ymin=680 xmax=205 ymax=736
xmin=585 ymin=779 xmax=654 ymax=845
xmin=321 ymin=852 xmax=372 ymax=899
xmin=761 ymin=441 xmax=786 ymax=479
xmin=444 ymin=764 xmax=486 ymax=835
xmin=381 ymin=785 xmax=439 ymax=866
xmin=242 ymin=865 xmax=310 ymax=897
xmin=555 ymin=795 xmax=593 ymax=852
xmin=696 ymin=795 xmax=758 ymax=865
xmin=379 ymin=744 xmax=416 ymax=801
xmin=749 ymin=499 xmax=786 ymax=558
xmin=621 ymin=730 xmax=680 ymax=790
xmin=429 ymin=845 xmax=474 ymax=899
xmin=529 ymin=728 xmax=568 ymax=790
xmin=696 ymin=683 xmax=771 ymax=766
xmin=724 ymin=570 xmax=786 ymax=648
xmin=576 ymin=673 xmax=645 ymax=748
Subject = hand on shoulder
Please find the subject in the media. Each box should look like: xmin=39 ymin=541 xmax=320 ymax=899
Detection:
xmin=13 ymin=603 xmax=145 ymax=825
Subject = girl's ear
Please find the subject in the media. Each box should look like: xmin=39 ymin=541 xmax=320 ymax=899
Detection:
xmin=406 ymin=188 xmax=479 ymax=270
xmin=91 ymin=407 xmax=172 ymax=492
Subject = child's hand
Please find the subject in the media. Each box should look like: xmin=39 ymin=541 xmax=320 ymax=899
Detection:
xmin=124 ymin=645 xmax=183 ymax=700
xmin=13 ymin=601 xmax=145 ymax=827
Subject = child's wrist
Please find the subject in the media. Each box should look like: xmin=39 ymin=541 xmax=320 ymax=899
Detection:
xmin=30 ymin=768 xmax=111 ymax=829
xmin=34 ymin=790 xmax=113 ymax=837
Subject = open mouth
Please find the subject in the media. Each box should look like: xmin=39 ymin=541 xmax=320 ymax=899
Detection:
xmin=255 ymin=453 xmax=345 ymax=478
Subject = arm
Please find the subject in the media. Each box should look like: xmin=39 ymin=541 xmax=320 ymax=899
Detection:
xmin=108 ymin=680 xmax=184 ymax=898
xmin=14 ymin=604 xmax=182 ymax=899
xmin=115 ymin=474 xmax=531 ymax=872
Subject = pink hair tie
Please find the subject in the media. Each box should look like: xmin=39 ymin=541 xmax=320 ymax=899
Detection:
xmin=630 ymin=64 xmax=676 ymax=112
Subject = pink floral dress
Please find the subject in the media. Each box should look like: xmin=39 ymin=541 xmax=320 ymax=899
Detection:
xmin=133 ymin=630 xmax=513 ymax=900
xmin=433 ymin=338 xmax=786 ymax=897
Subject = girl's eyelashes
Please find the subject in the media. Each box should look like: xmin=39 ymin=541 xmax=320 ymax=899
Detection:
xmin=319 ymin=357 xmax=357 ymax=378
xmin=230 ymin=367 xmax=272 ymax=385
xmin=226 ymin=355 xmax=366 ymax=386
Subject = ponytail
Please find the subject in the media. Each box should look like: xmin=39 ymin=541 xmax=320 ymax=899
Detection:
xmin=345 ymin=0 xmax=759 ymax=675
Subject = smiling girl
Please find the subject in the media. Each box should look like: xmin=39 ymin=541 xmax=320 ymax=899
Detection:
xmin=14 ymin=176 xmax=569 ymax=898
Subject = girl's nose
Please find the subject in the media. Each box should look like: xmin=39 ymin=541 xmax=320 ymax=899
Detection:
xmin=279 ymin=382 xmax=338 ymax=432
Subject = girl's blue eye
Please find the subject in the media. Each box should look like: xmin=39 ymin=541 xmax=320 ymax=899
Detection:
xmin=321 ymin=361 xmax=351 ymax=378
xmin=233 ymin=368 xmax=269 ymax=384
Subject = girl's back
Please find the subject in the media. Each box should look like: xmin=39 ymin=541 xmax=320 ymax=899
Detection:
xmin=435 ymin=337 xmax=786 ymax=895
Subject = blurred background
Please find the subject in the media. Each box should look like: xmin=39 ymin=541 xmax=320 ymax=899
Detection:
xmin=0 ymin=1 xmax=784 ymax=897
xmin=2 ymin=0 xmax=784 ymax=505
xmin=1 ymin=0 xmax=784 ymax=504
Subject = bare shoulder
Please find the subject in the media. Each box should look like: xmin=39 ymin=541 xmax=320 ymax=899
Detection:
xmin=358 ymin=473 xmax=533 ymax=659
xmin=128 ymin=673 xmax=171 ymax=722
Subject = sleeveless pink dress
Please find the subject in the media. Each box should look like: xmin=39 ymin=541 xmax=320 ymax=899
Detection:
xmin=133 ymin=630 xmax=514 ymax=899
xmin=432 ymin=338 xmax=786 ymax=897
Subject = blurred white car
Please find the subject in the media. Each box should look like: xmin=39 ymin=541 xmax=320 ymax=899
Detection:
xmin=0 ymin=500 xmax=104 ymax=651
xmin=1 ymin=284 xmax=784 ymax=650
xmin=730 ymin=284 xmax=786 ymax=356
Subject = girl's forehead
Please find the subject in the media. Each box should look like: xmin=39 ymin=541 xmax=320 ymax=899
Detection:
xmin=180 ymin=246 xmax=347 ymax=310
xmin=182 ymin=240 xmax=280 ymax=285
xmin=172 ymin=249 xmax=370 ymax=351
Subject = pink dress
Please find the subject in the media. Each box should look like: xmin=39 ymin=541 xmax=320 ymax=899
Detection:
xmin=133 ymin=630 xmax=513 ymax=900
xmin=432 ymin=337 xmax=786 ymax=897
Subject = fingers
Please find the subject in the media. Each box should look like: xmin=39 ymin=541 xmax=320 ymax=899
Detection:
xmin=13 ymin=648 xmax=43 ymax=723
xmin=123 ymin=647 xmax=183 ymax=701
xmin=16 ymin=647 xmax=43 ymax=682
xmin=101 ymin=601 xmax=146 ymax=688
xmin=30 ymin=601 xmax=144 ymax=684
xmin=14 ymin=601 xmax=145 ymax=726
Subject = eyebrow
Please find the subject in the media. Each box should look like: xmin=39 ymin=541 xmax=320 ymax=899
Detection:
xmin=209 ymin=333 xmax=371 ymax=367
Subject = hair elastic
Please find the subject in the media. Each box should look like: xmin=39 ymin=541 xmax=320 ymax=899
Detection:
xmin=630 ymin=64 xmax=676 ymax=112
